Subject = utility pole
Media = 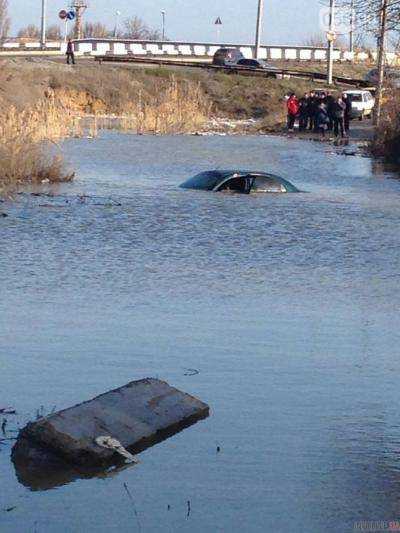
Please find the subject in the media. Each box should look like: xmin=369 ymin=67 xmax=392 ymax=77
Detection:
xmin=349 ymin=0 xmax=354 ymax=53
xmin=255 ymin=0 xmax=264 ymax=59
xmin=40 ymin=0 xmax=47 ymax=49
xmin=327 ymin=0 xmax=335 ymax=85
xmin=161 ymin=11 xmax=166 ymax=41
xmin=71 ymin=0 xmax=87 ymax=39
xmin=374 ymin=0 xmax=388 ymax=126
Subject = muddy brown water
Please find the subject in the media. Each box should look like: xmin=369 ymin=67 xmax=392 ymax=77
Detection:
xmin=1 ymin=133 xmax=400 ymax=532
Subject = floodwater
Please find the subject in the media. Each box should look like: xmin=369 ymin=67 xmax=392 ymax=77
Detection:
xmin=1 ymin=133 xmax=400 ymax=532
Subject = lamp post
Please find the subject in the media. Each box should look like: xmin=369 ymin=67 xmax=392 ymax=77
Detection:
xmin=161 ymin=11 xmax=166 ymax=40
xmin=326 ymin=0 xmax=335 ymax=85
xmin=114 ymin=10 xmax=121 ymax=38
xmin=40 ymin=0 xmax=47 ymax=49
xmin=255 ymin=0 xmax=264 ymax=58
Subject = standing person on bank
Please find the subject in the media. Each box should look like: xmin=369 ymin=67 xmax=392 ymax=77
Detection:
xmin=286 ymin=93 xmax=299 ymax=132
xmin=66 ymin=40 xmax=75 ymax=65
xmin=298 ymin=93 xmax=310 ymax=132
xmin=326 ymin=91 xmax=335 ymax=132
xmin=333 ymin=97 xmax=346 ymax=138
xmin=315 ymin=102 xmax=329 ymax=137
xmin=308 ymin=91 xmax=317 ymax=131
xmin=342 ymin=92 xmax=352 ymax=133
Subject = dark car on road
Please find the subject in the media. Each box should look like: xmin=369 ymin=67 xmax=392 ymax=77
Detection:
xmin=180 ymin=170 xmax=299 ymax=194
xmin=212 ymin=48 xmax=245 ymax=66
xmin=236 ymin=58 xmax=282 ymax=78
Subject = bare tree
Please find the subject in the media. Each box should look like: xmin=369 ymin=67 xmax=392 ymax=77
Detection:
xmin=83 ymin=22 xmax=110 ymax=38
xmin=46 ymin=25 xmax=62 ymax=41
xmin=123 ymin=16 xmax=162 ymax=40
xmin=0 ymin=0 xmax=10 ymax=42
xmin=18 ymin=25 xmax=41 ymax=39
xmin=337 ymin=0 xmax=400 ymax=124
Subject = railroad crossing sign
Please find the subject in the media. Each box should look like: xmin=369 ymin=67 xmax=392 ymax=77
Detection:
xmin=59 ymin=10 xmax=68 ymax=19
xmin=215 ymin=17 xmax=222 ymax=25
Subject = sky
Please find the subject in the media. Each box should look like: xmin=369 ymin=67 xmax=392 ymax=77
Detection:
xmin=8 ymin=0 xmax=324 ymax=45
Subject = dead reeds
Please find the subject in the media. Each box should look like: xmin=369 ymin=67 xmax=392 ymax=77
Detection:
xmin=0 ymin=101 xmax=78 ymax=194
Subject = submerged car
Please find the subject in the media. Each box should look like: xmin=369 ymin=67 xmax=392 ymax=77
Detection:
xmin=180 ymin=170 xmax=299 ymax=194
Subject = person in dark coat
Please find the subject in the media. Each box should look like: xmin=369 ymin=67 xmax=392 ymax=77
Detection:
xmin=325 ymin=91 xmax=335 ymax=132
xmin=66 ymin=40 xmax=75 ymax=65
xmin=342 ymin=92 xmax=352 ymax=133
xmin=308 ymin=91 xmax=317 ymax=131
xmin=298 ymin=93 xmax=310 ymax=132
xmin=332 ymin=97 xmax=346 ymax=138
xmin=315 ymin=102 xmax=329 ymax=137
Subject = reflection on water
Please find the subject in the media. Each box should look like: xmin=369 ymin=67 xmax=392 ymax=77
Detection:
xmin=1 ymin=133 xmax=400 ymax=532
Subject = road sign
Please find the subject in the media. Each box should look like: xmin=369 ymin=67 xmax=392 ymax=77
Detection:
xmin=59 ymin=10 xmax=68 ymax=20
xmin=215 ymin=17 xmax=222 ymax=25
xmin=67 ymin=10 xmax=76 ymax=20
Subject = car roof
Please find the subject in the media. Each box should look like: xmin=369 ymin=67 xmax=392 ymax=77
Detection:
xmin=343 ymin=89 xmax=370 ymax=94
xmin=180 ymin=170 xmax=299 ymax=192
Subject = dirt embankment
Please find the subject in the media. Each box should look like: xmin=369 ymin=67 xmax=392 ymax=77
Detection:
xmin=0 ymin=57 xmax=363 ymax=133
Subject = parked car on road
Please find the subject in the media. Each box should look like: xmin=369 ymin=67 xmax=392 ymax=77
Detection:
xmin=365 ymin=67 xmax=400 ymax=89
xmin=343 ymin=89 xmax=375 ymax=120
xmin=236 ymin=58 xmax=282 ymax=78
xmin=212 ymin=48 xmax=245 ymax=66
xmin=180 ymin=170 xmax=299 ymax=194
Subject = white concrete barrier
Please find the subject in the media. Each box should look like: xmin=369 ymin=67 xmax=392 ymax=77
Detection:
xmin=1 ymin=38 xmax=397 ymax=66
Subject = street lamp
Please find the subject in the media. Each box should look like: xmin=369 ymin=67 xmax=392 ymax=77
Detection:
xmin=255 ymin=0 xmax=264 ymax=59
xmin=114 ymin=10 xmax=121 ymax=38
xmin=161 ymin=10 xmax=166 ymax=41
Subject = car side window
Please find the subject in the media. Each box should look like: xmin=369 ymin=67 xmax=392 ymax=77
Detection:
xmin=251 ymin=176 xmax=285 ymax=193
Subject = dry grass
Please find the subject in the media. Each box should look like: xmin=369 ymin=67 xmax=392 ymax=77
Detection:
xmin=0 ymin=102 xmax=78 ymax=194
xmin=371 ymin=89 xmax=400 ymax=163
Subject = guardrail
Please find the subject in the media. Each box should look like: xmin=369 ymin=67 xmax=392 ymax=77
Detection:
xmin=95 ymin=55 xmax=373 ymax=89
xmin=1 ymin=38 xmax=397 ymax=65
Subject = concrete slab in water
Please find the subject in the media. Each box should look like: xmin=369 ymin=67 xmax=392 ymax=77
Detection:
xmin=17 ymin=378 xmax=209 ymax=467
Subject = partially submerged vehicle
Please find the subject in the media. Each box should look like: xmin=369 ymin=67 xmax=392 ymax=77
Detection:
xmin=180 ymin=170 xmax=299 ymax=194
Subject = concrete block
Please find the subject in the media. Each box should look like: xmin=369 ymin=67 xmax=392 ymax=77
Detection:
xmin=16 ymin=378 xmax=209 ymax=467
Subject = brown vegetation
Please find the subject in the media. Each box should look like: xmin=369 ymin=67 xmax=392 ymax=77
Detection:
xmin=0 ymin=102 xmax=78 ymax=194
xmin=371 ymin=90 xmax=400 ymax=163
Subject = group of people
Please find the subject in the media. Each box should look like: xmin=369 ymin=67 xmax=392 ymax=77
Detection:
xmin=286 ymin=91 xmax=352 ymax=138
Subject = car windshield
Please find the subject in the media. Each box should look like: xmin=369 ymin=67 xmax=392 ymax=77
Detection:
xmin=182 ymin=171 xmax=227 ymax=190
xmin=350 ymin=94 xmax=362 ymax=102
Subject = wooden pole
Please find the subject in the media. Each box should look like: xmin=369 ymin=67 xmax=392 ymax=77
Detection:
xmin=374 ymin=0 xmax=388 ymax=126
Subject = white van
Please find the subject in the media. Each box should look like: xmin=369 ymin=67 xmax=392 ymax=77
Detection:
xmin=343 ymin=90 xmax=375 ymax=120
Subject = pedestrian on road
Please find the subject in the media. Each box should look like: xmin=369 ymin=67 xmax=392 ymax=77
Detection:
xmin=286 ymin=93 xmax=299 ymax=132
xmin=298 ymin=93 xmax=310 ymax=132
xmin=66 ymin=40 xmax=75 ymax=65
xmin=342 ymin=92 xmax=352 ymax=133
xmin=333 ymin=97 xmax=346 ymax=138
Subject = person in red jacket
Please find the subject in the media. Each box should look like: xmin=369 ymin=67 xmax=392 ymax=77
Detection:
xmin=286 ymin=93 xmax=299 ymax=132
